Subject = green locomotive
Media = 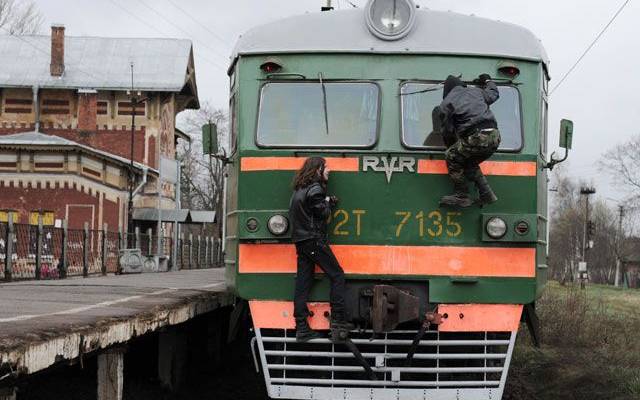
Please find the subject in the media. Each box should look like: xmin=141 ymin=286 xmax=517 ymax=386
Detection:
xmin=212 ymin=1 xmax=573 ymax=399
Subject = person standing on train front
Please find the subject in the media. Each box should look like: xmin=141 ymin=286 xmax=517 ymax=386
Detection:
xmin=437 ymin=74 xmax=501 ymax=208
xmin=289 ymin=157 xmax=353 ymax=343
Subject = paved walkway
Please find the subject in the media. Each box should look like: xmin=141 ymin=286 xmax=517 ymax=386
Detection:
xmin=0 ymin=269 xmax=232 ymax=376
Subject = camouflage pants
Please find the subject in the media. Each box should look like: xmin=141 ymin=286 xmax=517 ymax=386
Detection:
xmin=445 ymin=128 xmax=501 ymax=190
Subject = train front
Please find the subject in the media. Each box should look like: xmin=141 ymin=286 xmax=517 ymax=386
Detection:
xmin=224 ymin=3 xmax=549 ymax=399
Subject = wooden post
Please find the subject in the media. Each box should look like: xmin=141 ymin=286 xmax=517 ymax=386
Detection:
xmin=35 ymin=214 xmax=43 ymax=280
xmin=117 ymin=227 xmax=123 ymax=273
xmin=4 ymin=212 xmax=14 ymax=281
xmin=205 ymin=236 xmax=210 ymax=268
xmin=178 ymin=233 xmax=184 ymax=270
xmin=101 ymin=223 xmax=108 ymax=275
xmin=147 ymin=228 xmax=153 ymax=256
xmin=60 ymin=220 xmax=68 ymax=278
xmin=83 ymin=222 xmax=89 ymax=277
xmin=97 ymin=348 xmax=125 ymax=400
xmin=188 ymin=233 xmax=193 ymax=270
xmin=196 ymin=235 xmax=201 ymax=269
xmin=134 ymin=227 xmax=140 ymax=250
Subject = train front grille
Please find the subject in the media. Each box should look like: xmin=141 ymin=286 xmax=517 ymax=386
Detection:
xmin=254 ymin=328 xmax=516 ymax=400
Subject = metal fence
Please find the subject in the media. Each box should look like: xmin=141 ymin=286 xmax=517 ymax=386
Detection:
xmin=1 ymin=220 xmax=220 ymax=282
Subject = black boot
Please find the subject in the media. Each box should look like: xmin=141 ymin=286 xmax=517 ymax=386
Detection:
xmin=295 ymin=318 xmax=321 ymax=342
xmin=330 ymin=316 xmax=354 ymax=343
xmin=439 ymin=183 xmax=473 ymax=208
xmin=474 ymin=176 xmax=498 ymax=205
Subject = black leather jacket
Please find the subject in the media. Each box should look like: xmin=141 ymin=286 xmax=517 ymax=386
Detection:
xmin=440 ymin=81 xmax=499 ymax=137
xmin=289 ymin=182 xmax=332 ymax=243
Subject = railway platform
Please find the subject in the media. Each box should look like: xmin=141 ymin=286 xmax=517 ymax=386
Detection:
xmin=0 ymin=268 xmax=233 ymax=399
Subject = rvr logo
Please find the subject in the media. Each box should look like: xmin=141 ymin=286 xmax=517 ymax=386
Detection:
xmin=362 ymin=156 xmax=416 ymax=183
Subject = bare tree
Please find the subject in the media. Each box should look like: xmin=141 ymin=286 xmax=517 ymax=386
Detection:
xmin=548 ymin=166 xmax=619 ymax=284
xmin=600 ymin=134 xmax=640 ymax=204
xmin=176 ymin=102 xmax=228 ymax=263
xmin=0 ymin=0 xmax=43 ymax=35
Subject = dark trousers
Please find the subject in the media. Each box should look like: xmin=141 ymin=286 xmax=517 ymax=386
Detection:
xmin=293 ymin=239 xmax=346 ymax=321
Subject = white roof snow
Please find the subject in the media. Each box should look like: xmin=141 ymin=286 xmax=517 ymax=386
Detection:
xmin=0 ymin=35 xmax=193 ymax=92
xmin=232 ymin=9 xmax=549 ymax=69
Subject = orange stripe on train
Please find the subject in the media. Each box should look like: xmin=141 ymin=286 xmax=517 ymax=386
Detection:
xmin=249 ymin=300 xmax=523 ymax=332
xmin=241 ymin=157 xmax=536 ymax=176
xmin=417 ymin=160 xmax=536 ymax=176
xmin=438 ymin=304 xmax=523 ymax=332
xmin=239 ymin=244 xmax=535 ymax=278
xmin=241 ymin=157 xmax=359 ymax=172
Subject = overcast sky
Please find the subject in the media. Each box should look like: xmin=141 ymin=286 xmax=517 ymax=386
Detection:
xmin=31 ymin=0 xmax=640 ymax=202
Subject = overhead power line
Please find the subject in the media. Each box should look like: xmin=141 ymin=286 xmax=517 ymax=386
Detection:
xmin=550 ymin=0 xmax=632 ymax=95
xmin=134 ymin=0 xmax=229 ymax=65
xmin=0 ymin=27 xmax=104 ymax=84
xmin=165 ymin=0 xmax=232 ymax=51
xmin=107 ymin=0 xmax=227 ymax=73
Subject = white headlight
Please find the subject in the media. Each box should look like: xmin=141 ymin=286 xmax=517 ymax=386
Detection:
xmin=365 ymin=0 xmax=416 ymax=41
xmin=268 ymin=214 xmax=289 ymax=235
xmin=486 ymin=217 xmax=507 ymax=239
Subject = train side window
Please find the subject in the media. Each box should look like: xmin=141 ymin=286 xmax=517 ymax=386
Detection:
xmin=230 ymin=94 xmax=237 ymax=154
xmin=400 ymin=82 xmax=523 ymax=152
xmin=540 ymin=98 xmax=548 ymax=156
xmin=256 ymin=82 xmax=379 ymax=148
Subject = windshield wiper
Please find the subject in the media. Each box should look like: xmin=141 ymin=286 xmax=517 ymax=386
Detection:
xmin=319 ymin=72 xmax=330 ymax=135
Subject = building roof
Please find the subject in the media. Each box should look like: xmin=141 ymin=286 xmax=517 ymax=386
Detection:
xmin=0 ymin=35 xmax=196 ymax=93
xmin=231 ymin=8 xmax=549 ymax=71
xmin=0 ymin=131 xmax=156 ymax=174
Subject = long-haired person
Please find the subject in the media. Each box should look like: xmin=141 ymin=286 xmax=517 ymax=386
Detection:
xmin=289 ymin=157 xmax=351 ymax=342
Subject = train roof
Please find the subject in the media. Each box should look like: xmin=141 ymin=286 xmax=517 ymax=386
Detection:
xmin=231 ymin=8 xmax=549 ymax=73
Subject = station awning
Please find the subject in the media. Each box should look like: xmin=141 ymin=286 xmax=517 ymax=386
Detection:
xmin=132 ymin=208 xmax=215 ymax=224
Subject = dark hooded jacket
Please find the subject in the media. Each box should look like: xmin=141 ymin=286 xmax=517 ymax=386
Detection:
xmin=440 ymin=75 xmax=499 ymax=137
xmin=289 ymin=182 xmax=332 ymax=243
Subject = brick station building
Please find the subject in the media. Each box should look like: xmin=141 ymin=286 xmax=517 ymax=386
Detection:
xmin=0 ymin=25 xmax=199 ymax=231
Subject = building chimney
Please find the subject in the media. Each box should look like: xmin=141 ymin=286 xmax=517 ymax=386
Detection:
xmin=50 ymin=24 xmax=65 ymax=77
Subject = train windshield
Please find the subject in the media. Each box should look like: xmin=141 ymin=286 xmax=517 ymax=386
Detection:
xmin=257 ymin=82 xmax=379 ymax=147
xmin=401 ymin=83 xmax=522 ymax=151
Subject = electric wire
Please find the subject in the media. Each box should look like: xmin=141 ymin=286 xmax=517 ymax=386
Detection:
xmin=0 ymin=26 xmax=105 ymax=84
xmin=550 ymin=0 xmax=632 ymax=95
xmin=164 ymin=0 xmax=232 ymax=50
xmin=133 ymin=0 xmax=229 ymax=65
xmin=106 ymin=0 xmax=227 ymax=73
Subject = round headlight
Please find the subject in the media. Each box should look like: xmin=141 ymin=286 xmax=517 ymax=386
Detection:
xmin=267 ymin=214 xmax=289 ymax=236
xmin=365 ymin=0 xmax=416 ymax=41
xmin=486 ymin=217 xmax=507 ymax=239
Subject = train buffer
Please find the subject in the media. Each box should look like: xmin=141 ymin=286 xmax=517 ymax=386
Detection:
xmin=0 ymin=269 xmax=233 ymax=399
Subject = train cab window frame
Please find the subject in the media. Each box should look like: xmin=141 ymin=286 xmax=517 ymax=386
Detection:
xmin=230 ymin=93 xmax=238 ymax=155
xmin=399 ymin=81 xmax=524 ymax=153
xmin=255 ymin=80 xmax=381 ymax=149
xmin=540 ymin=97 xmax=549 ymax=157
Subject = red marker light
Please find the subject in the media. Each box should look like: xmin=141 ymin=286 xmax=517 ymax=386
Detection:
xmin=498 ymin=64 xmax=520 ymax=78
xmin=260 ymin=59 xmax=283 ymax=74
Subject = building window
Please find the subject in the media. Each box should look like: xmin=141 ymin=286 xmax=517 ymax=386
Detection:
xmin=117 ymin=101 xmax=145 ymax=116
xmin=0 ymin=210 xmax=19 ymax=223
xmin=4 ymin=98 xmax=32 ymax=114
xmin=97 ymin=101 xmax=109 ymax=115
xmin=41 ymin=98 xmax=70 ymax=115
xmin=29 ymin=210 xmax=54 ymax=226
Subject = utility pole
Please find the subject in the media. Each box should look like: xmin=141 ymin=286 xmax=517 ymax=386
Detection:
xmin=127 ymin=62 xmax=137 ymax=245
xmin=579 ymin=186 xmax=596 ymax=289
xmin=614 ymin=205 xmax=624 ymax=287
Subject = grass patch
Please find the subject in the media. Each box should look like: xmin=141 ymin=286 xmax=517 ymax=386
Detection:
xmin=505 ymin=282 xmax=640 ymax=400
